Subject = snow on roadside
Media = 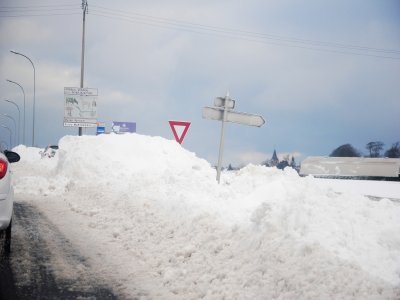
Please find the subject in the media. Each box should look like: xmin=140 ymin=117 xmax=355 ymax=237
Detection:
xmin=11 ymin=134 xmax=400 ymax=299
xmin=314 ymin=177 xmax=400 ymax=199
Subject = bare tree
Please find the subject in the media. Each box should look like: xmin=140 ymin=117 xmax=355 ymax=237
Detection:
xmin=366 ymin=141 xmax=384 ymax=157
xmin=385 ymin=142 xmax=400 ymax=158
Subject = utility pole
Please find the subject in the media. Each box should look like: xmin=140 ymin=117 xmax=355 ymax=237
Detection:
xmin=79 ymin=0 xmax=88 ymax=136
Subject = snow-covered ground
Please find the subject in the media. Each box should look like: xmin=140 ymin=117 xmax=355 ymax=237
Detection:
xmin=314 ymin=178 xmax=400 ymax=200
xmin=11 ymin=134 xmax=400 ymax=299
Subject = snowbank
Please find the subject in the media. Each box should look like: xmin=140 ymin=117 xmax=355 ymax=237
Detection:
xmin=12 ymin=134 xmax=400 ymax=299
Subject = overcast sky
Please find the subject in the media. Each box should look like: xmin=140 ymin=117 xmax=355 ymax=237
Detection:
xmin=1 ymin=0 xmax=399 ymax=166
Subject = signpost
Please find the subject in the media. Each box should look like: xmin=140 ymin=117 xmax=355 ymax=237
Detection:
xmin=214 ymin=96 xmax=235 ymax=109
xmin=202 ymin=107 xmax=265 ymax=127
xmin=96 ymin=122 xmax=106 ymax=135
xmin=169 ymin=121 xmax=191 ymax=144
xmin=111 ymin=121 xmax=136 ymax=134
xmin=64 ymin=87 xmax=98 ymax=128
xmin=202 ymin=94 xmax=265 ymax=183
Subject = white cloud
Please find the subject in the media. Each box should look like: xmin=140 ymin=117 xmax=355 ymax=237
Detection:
xmin=225 ymin=150 xmax=269 ymax=167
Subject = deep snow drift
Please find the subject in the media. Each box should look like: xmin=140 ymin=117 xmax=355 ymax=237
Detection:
xmin=12 ymin=134 xmax=400 ymax=299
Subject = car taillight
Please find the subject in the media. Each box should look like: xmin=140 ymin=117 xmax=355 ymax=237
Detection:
xmin=0 ymin=159 xmax=8 ymax=179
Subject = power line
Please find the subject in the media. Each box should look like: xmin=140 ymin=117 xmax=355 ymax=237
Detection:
xmin=0 ymin=8 xmax=79 ymax=13
xmin=1 ymin=3 xmax=399 ymax=60
xmin=0 ymin=3 xmax=80 ymax=16
xmin=0 ymin=4 xmax=77 ymax=9
xmin=89 ymin=5 xmax=400 ymax=55
xmin=0 ymin=13 xmax=81 ymax=18
xmin=87 ymin=6 xmax=400 ymax=60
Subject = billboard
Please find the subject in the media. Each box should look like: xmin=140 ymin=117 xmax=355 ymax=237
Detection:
xmin=111 ymin=121 xmax=136 ymax=133
xmin=64 ymin=87 xmax=98 ymax=127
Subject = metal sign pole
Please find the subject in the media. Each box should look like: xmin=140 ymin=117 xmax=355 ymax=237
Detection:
xmin=202 ymin=93 xmax=265 ymax=184
xmin=216 ymin=94 xmax=229 ymax=183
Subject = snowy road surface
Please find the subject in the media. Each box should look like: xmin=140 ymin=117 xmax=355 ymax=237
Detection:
xmin=0 ymin=202 xmax=117 ymax=299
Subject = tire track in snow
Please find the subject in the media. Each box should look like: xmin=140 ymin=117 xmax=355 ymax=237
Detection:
xmin=3 ymin=201 xmax=118 ymax=299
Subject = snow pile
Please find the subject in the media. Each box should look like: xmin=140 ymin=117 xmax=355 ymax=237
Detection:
xmin=12 ymin=134 xmax=400 ymax=299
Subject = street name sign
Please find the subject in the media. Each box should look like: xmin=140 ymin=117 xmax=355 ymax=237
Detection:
xmin=202 ymin=94 xmax=266 ymax=183
xmin=214 ymin=97 xmax=235 ymax=109
xmin=202 ymin=107 xmax=265 ymax=127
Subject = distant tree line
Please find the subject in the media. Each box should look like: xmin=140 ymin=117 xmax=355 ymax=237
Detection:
xmin=224 ymin=140 xmax=399 ymax=173
xmin=330 ymin=141 xmax=400 ymax=158
xmin=262 ymin=153 xmax=299 ymax=171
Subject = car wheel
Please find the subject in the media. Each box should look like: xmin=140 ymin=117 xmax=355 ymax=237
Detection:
xmin=4 ymin=219 xmax=11 ymax=254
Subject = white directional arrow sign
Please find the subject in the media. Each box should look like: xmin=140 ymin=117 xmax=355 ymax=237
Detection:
xmin=202 ymin=94 xmax=266 ymax=183
xmin=202 ymin=106 xmax=265 ymax=127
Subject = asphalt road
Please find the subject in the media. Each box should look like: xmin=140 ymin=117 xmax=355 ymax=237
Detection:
xmin=0 ymin=202 xmax=118 ymax=299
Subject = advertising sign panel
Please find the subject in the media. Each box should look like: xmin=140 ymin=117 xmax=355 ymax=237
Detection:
xmin=64 ymin=87 xmax=98 ymax=127
xmin=111 ymin=121 xmax=136 ymax=133
xmin=96 ymin=122 xmax=106 ymax=135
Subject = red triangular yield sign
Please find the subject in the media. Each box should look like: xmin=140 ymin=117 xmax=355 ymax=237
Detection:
xmin=168 ymin=121 xmax=191 ymax=144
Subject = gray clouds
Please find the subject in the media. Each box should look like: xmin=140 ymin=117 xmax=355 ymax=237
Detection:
xmin=1 ymin=0 xmax=399 ymax=164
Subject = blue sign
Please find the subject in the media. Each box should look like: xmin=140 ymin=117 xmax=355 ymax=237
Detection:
xmin=112 ymin=121 xmax=136 ymax=133
xmin=96 ymin=126 xmax=105 ymax=135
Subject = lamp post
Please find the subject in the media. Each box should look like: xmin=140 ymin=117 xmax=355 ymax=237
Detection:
xmin=6 ymin=79 xmax=25 ymax=144
xmin=10 ymin=50 xmax=35 ymax=146
xmin=0 ymin=125 xmax=12 ymax=149
xmin=2 ymin=114 xmax=17 ymax=146
xmin=4 ymin=99 xmax=21 ymax=145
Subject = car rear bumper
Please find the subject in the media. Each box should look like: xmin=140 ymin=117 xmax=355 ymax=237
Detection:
xmin=0 ymin=192 xmax=13 ymax=230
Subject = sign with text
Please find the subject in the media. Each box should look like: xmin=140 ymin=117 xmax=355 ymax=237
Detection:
xmin=96 ymin=122 xmax=106 ymax=135
xmin=214 ymin=96 xmax=235 ymax=109
xmin=202 ymin=107 xmax=265 ymax=127
xmin=64 ymin=87 xmax=98 ymax=127
xmin=111 ymin=121 xmax=136 ymax=133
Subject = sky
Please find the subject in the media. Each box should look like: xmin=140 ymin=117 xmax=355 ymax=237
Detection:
xmin=1 ymin=0 xmax=399 ymax=166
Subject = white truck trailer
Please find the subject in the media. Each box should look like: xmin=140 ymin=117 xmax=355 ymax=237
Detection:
xmin=300 ymin=157 xmax=400 ymax=178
